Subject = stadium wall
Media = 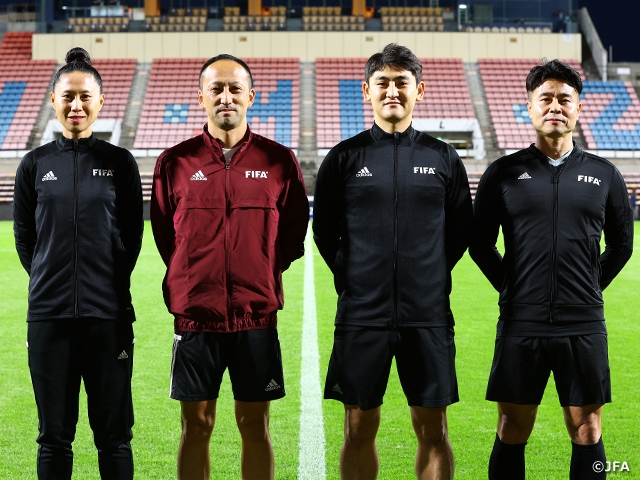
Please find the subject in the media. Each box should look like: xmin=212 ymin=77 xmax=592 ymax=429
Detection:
xmin=32 ymin=31 xmax=581 ymax=62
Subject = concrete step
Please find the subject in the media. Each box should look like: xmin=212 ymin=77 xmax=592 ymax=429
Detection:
xmin=464 ymin=62 xmax=502 ymax=161
xmin=298 ymin=61 xmax=320 ymax=193
xmin=581 ymin=56 xmax=602 ymax=81
xmin=120 ymin=62 xmax=151 ymax=151
xmin=572 ymin=124 xmax=588 ymax=151
xmin=28 ymin=63 xmax=60 ymax=150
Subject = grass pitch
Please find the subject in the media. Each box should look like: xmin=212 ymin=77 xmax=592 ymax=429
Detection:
xmin=0 ymin=221 xmax=638 ymax=479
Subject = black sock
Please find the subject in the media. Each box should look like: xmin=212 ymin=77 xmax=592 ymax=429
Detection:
xmin=570 ymin=436 xmax=606 ymax=480
xmin=488 ymin=433 xmax=526 ymax=480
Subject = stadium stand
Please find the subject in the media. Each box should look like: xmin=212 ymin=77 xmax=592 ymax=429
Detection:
xmin=626 ymin=172 xmax=640 ymax=192
xmin=223 ymin=6 xmax=287 ymax=31
xmin=315 ymin=58 xmax=371 ymax=149
xmin=302 ymin=8 xmax=365 ymax=31
xmin=316 ymin=57 xmax=475 ymax=149
xmin=144 ymin=8 xmax=207 ymax=32
xmin=302 ymin=6 xmax=342 ymax=15
xmin=0 ymin=1 xmax=637 ymax=221
xmin=140 ymin=172 xmax=153 ymax=202
xmin=580 ymin=81 xmax=640 ymax=150
xmin=85 ymin=59 xmax=136 ymax=121
xmin=1 ymin=38 xmax=639 ymax=214
xmin=0 ymin=173 xmax=15 ymax=203
xmin=66 ymin=16 xmax=130 ymax=33
xmin=479 ymin=58 xmax=585 ymax=151
xmin=0 ymin=31 xmax=32 ymax=57
xmin=380 ymin=6 xmax=444 ymax=32
xmin=462 ymin=25 xmax=552 ymax=33
xmin=0 ymin=32 xmax=56 ymax=150
xmin=2 ymin=5 xmax=36 ymax=23
xmin=420 ymin=58 xmax=475 ymax=120
xmin=134 ymin=57 xmax=299 ymax=150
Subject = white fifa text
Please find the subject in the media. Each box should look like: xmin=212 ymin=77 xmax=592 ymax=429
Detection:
xmin=246 ymin=170 xmax=268 ymax=178
xmin=578 ymin=175 xmax=600 ymax=185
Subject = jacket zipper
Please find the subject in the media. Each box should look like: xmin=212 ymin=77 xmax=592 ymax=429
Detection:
xmin=549 ymin=161 xmax=566 ymax=323
xmin=392 ymin=132 xmax=399 ymax=327
xmin=225 ymin=163 xmax=232 ymax=328
xmin=73 ymin=139 xmax=79 ymax=318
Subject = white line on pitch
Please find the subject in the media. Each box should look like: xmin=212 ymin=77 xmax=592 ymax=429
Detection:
xmin=298 ymin=231 xmax=326 ymax=479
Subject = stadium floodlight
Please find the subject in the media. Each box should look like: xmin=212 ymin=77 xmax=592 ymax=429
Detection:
xmin=458 ymin=4 xmax=468 ymax=31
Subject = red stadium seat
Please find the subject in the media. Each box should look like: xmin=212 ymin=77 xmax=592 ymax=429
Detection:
xmin=479 ymin=58 xmax=585 ymax=150
xmin=0 ymin=32 xmax=56 ymax=150
xmin=134 ymin=58 xmax=300 ymax=150
xmin=315 ymin=57 xmax=476 ymax=149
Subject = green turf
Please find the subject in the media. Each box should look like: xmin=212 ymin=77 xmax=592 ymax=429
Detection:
xmin=1 ymin=221 xmax=638 ymax=478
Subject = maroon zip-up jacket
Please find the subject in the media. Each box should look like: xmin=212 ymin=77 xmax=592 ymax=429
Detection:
xmin=151 ymin=126 xmax=308 ymax=333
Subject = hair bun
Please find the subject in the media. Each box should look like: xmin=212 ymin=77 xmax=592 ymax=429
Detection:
xmin=65 ymin=47 xmax=92 ymax=66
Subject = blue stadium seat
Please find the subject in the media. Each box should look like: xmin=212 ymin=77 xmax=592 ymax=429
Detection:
xmin=0 ymin=81 xmax=26 ymax=146
xmin=580 ymin=80 xmax=640 ymax=150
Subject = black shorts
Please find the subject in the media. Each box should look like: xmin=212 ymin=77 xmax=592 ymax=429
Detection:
xmin=324 ymin=326 xmax=458 ymax=411
xmin=486 ymin=334 xmax=611 ymax=407
xmin=170 ymin=329 xmax=285 ymax=402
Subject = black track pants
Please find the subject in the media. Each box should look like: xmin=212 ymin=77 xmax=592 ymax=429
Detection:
xmin=27 ymin=318 xmax=135 ymax=480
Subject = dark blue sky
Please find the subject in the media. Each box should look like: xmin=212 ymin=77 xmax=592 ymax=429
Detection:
xmin=580 ymin=0 xmax=639 ymax=62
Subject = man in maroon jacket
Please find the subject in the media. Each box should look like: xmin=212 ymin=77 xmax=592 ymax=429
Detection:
xmin=151 ymin=54 xmax=308 ymax=480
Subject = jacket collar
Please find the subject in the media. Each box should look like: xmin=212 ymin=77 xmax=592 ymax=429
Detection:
xmin=56 ymin=134 xmax=98 ymax=152
xmin=528 ymin=141 xmax=582 ymax=165
xmin=370 ymin=122 xmax=415 ymax=144
xmin=202 ymin=123 xmax=253 ymax=160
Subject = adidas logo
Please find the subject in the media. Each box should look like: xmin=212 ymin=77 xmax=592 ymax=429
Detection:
xmin=355 ymin=167 xmax=372 ymax=177
xmin=42 ymin=171 xmax=57 ymax=181
xmin=117 ymin=350 xmax=129 ymax=360
xmin=332 ymin=384 xmax=343 ymax=395
xmin=518 ymin=172 xmax=531 ymax=180
xmin=265 ymin=379 xmax=281 ymax=392
xmin=190 ymin=170 xmax=207 ymax=181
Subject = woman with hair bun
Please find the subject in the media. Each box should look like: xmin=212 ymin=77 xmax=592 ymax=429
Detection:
xmin=13 ymin=47 xmax=142 ymax=480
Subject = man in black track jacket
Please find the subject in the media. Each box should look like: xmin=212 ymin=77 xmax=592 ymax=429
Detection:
xmin=470 ymin=59 xmax=633 ymax=480
xmin=314 ymin=44 xmax=472 ymax=480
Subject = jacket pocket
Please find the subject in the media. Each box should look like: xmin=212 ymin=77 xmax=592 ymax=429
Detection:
xmin=178 ymin=198 xmax=225 ymax=274
xmin=228 ymin=202 xmax=280 ymax=317
xmin=171 ymin=198 xmax=227 ymax=316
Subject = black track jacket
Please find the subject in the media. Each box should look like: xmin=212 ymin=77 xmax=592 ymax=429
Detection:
xmin=470 ymin=144 xmax=633 ymax=332
xmin=13 ymin=136 xmax=143 ymax=322
xmin=313 ymin=123 xmax=472 ymax=328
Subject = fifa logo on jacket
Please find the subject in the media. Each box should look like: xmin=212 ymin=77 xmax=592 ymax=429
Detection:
xmin=93 ymin=169 xmax=114 ymax=177
xmin=577 ymin=175 xmax=601 ymax=185
xmin=414 ymin=167 xmax=436 ymax=174
xmin=246 ymin=170 xmax=268 ymax=178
